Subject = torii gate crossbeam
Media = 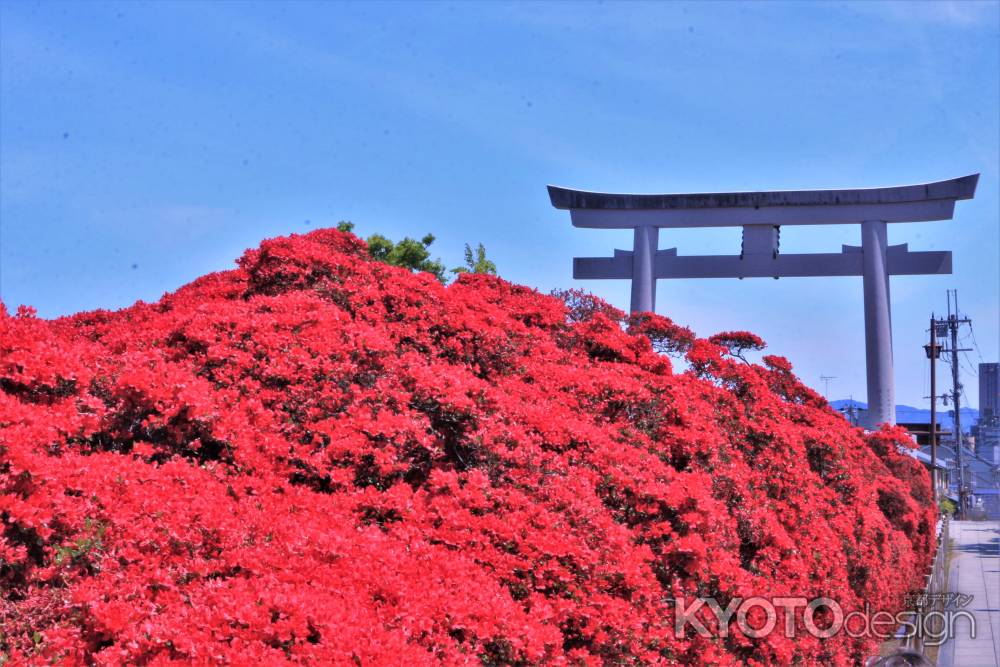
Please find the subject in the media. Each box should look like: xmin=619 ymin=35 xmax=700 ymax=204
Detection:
xmin=548 ymin=175 xmax=979 ymax=429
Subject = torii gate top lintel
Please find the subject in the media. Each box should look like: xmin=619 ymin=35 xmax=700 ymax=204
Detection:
xmin=548 ymin=174 xmax=979 ymax=228
xmin=547 ymin=174 xmax=979 ymax=429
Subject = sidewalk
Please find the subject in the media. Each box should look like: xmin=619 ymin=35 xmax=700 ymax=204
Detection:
xmin=936 ymin=520 xmax=1000 ymax=667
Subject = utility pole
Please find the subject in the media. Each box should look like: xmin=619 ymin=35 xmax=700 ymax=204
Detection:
xmin=925 ymin=316 xmax=939 ymax=503
xmin=941 ymin=290 xmax=972 ymax=517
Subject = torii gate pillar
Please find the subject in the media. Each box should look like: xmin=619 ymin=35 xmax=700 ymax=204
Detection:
xmin=861 ymin=220 xmax=894 ymax=429
xmin=548 ymin=175 xmax=979 ymax=429
xmin=631 ymin=226 xmax=658 ymax=314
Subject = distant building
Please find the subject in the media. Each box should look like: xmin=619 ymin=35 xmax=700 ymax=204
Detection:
xmin=923 ymin=443 xmax=1000 ymax=520
xmin=981 ymin=362 xmax=1000 ymax=424
xmin=900 ymin=422 xmax=950 ymax=448
xmin=974 ymin=423 xmax=1000 ymax=464
xmin=974 ymin=362 xmax=1000 ymax=464
xmin=908 ymin=447 xmax=953 ymax=501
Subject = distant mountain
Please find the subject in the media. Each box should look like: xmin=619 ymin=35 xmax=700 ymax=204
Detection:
xmin=829 ymin=399 xmax=979 ymax=433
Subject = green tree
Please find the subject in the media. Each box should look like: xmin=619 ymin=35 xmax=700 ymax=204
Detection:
xmin=369 ymin=233 xmax=447 ymax=282
xmin=337 ymin=221 xmax=446 ymax=282
xmin=451 ymin=243 xmax=497 ymax=277
xmin=336 ymin=222 xmax=496 ymax=283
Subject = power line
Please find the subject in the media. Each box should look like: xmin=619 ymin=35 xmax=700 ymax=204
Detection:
xmin=960 ymin=351 xmax=979 ymax=378
xmin=967 ymin=323 xmax=986 ymax=364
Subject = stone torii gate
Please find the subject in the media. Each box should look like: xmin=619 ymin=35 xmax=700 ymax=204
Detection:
xmin=548 ymin=175 xmax=979 ymax=428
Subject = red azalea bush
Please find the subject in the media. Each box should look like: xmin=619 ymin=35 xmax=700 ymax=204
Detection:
xmin=1 ymin=228 xmax=935 ymax=665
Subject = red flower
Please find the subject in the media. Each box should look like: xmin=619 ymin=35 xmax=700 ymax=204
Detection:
xmin=0 ymin=227 xmax=935 ymax=665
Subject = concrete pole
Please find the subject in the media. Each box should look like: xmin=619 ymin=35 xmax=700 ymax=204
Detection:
xmin=630 ymin=225 xmax=658 ymax=313
xmin=929 ymin=316 xmax=938 ymax=502
xmin=949 ymin=309 xmax=967 ymax=517
xmin=861 ymin=220 xmax=895 ymax=428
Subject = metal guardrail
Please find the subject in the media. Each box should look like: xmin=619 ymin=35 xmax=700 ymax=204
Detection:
xmin=900 ymin=516 xmax=950 ymax=656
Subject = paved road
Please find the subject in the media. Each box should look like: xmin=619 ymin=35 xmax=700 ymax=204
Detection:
xmin=936 ymin=521 xmax=1000 ymax=667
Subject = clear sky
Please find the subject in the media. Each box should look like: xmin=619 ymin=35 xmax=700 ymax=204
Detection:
xmin=2 ymin=0 xmax=998 ymax=409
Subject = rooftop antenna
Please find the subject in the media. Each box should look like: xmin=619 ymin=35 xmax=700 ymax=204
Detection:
xmin=820 ymin=375 xmax=837 ymax=400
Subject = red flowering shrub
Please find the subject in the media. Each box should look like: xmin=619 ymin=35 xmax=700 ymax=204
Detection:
xmin=1 ymin=229 xmax=934 ymax=665
xmin=707 ymin=331 xmax=766 ymax=363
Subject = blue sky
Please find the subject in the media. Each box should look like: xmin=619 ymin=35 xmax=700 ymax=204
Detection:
xmin=1 ymin=0 xmax=998 ymax=409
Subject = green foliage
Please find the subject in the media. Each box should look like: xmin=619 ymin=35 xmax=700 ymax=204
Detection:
xmin=939 ymin=497 xmax=957 ymax=516
xmin=54 ymin=517 xmax=106 ymax=568
xmin=452 ymin=243 xmax=497 ymax=277
xmin=366 ymin=233 xmax=447 ymax=282
xmin=336 ymin=221 xmax=496 ymax=283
